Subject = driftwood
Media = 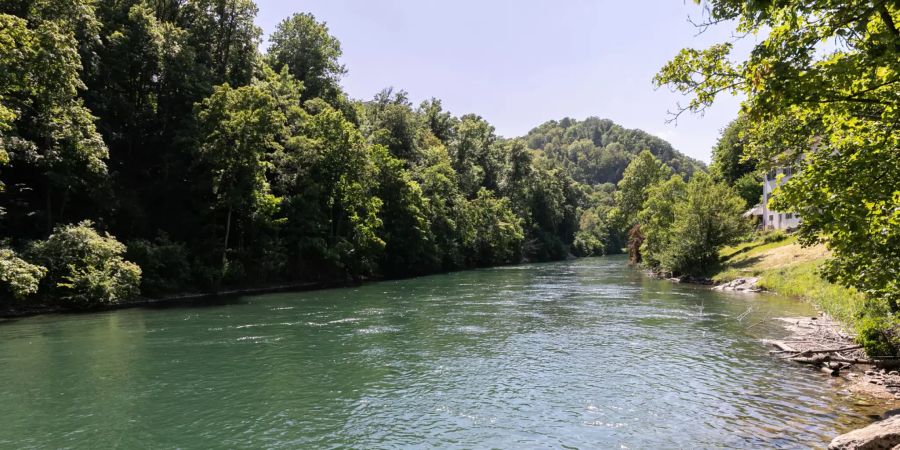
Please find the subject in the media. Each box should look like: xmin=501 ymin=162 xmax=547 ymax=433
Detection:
xmin=785 ymin=354 xmax=900 ymax=370
xmin=769 ymin=345 xmax=864 ymax=355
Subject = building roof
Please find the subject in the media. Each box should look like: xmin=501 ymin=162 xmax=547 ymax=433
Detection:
xmin=743 ymin=204 xmax=764 ymax=217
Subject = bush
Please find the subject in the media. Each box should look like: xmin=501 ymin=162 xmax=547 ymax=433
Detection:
xmin=30 ymin=221 xmax=141 ymax=308
xmin=0 ymin=248 xmax=46 ymax=300
xmin=761 ymin=230 xmax=788 ymax=244
xmin=126 ymin=236 xmax=191 ymax=297
xmin=856 ymin=314 xmax=900 ymax=358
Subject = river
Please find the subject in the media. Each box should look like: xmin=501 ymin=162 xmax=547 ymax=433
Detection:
xmin=0 ymin=256 xmax=885 ymax=448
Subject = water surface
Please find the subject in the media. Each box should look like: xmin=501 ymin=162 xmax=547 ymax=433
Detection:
xmin=0 ymin=257 xmax=886 ymax=448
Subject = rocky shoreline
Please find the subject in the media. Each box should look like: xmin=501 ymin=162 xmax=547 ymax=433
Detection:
xmin=765 ymin=314 xmax=900 ymax=448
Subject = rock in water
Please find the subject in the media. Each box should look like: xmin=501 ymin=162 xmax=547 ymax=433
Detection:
xmin=713 ymin=277 xmax=761 ymax=292
xmin=829 ymin=415 xmax=900 ymax=449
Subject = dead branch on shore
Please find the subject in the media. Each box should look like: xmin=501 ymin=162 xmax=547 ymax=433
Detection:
xmin=769 ymin=345 xmax=864 ymax=355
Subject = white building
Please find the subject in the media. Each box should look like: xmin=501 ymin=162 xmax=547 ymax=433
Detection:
xmin=743 ymin=166 xmax=802 ymax=230
xmin=760 ymin=166 xmax=801 ymax=230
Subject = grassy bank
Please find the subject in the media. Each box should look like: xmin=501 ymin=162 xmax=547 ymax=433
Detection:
xmin=711 ymin=234 xmax=893 ymax=353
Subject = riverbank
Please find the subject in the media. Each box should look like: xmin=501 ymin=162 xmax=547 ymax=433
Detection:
xmin=712 ymin=235 xmax=871 ymax=345
xmin=0 ymin=279 xmax=360 ymax=319
xmin=708 ymin=234 xmax=900 ymax=447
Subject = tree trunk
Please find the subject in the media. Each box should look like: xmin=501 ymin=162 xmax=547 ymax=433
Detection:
xmin=222 ymin=206 xmax=232 ymax=277
xmin=45 ymin=181 xmax=53 ymax=234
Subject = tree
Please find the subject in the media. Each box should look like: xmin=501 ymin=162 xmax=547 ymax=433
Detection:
xmin=655 ymin=0 xmax=900 ymax=308
xmin=276 ymin=100 xmax=384 ymax=278
xmin=710 ymin=116 xmax=756 ymax=185
xmin=638 ymin=175 xmax=687 ymax=269
xmin=451 ymin=114 xmax=497 ymax=197
xmin=639 ymin=173 xmax=747 ymax=276
xmin=181 ymin=0 xmax=260 ymax=87
xmin=412 ymin=142 xmax=466 ymax=269
xmin=365 ymin=88 xmax=421 ymax=161
xmin=710 ymin=116 xmax=761 ymax=208
xmin=0 ymin=4 xmax=108 ymax=236
xmin=613 ymin=150 xmax=672 ymax=230
xmin=267 ymin=12 xmax=345 ymax=101
xmin=460 ymin=188 xmax=524 ymax=266
xmin=195 ymin=81 xmax=284 ymax=277
xmin=372 ymin=146 xmax=436 ymax=276
xmin=523 ymin=117 xmax=703 ymax=185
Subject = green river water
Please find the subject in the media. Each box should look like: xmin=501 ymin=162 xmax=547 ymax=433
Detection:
xmin=0 ymin=256 xmax=889 ymax=448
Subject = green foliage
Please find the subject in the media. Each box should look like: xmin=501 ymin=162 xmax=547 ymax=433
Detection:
xmin=461 ymin=189 xmax=524 ymax=266
xmin=0 ymin=248 xmax=46 ymax=300
xmin=856 ymin=314 xmax=900 ymax=358
xmin=0 ymin=3 xmax=108 ymax=236
xmin=655 ymin=0 xmax=900 ymax=309
xmin=572 ymin=209 xmax=610 ymax=257
xmin=126 ymin=236 xmax=191 ymax=297
xmin=640 ymin=173 xmax=748 ymax=276
xmin=710 ymin=116 xmax=757 ymax=185
xmin=267 ymin=12 xmax=345 ymax=101
xmin=638 ymin=175 xmax=687 ymax=269
xmin=732 ymin=173 xmax=761 ymax=209
xmin=524 ymin=117 xmax=703 ymax=185
xmin=29 ymin=221 xmax=141 ymax=308
xmin=614 ymin=150 xmax=672 ymax=230
xmin=2 ymin=0 xmax=721 ymax=308
xmin=761 ymin=230 xmax=788 ymax=244
xmin=372 ymin=145 xmax=436 ymax=277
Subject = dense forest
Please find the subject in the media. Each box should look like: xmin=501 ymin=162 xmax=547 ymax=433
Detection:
xmin=525 ymin=117 xmax=704 ymax=186
xmin=0 ymin=0 xmax=709 ymax=310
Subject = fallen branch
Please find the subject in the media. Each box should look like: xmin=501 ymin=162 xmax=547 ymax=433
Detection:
xmin=786 ymin=354 xmax=900 ymax=369
xmin=769 ymin=345 xmax=864 ymax=355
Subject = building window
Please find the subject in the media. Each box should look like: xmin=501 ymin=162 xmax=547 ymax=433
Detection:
xmin=785 ymin=167 xmax=792 ymax=176
xmin=786 ymin=213 xmax=793 ymax=219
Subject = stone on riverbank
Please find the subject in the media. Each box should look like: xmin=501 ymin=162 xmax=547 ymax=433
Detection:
xmin=829 ymin=415 xmax=900 ymax=449
xmin=714 ymin=277 xmax=761 ymax=292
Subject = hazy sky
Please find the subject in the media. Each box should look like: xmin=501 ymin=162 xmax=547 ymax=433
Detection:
xmin=254 ymin=1 xmax=754 ymax=163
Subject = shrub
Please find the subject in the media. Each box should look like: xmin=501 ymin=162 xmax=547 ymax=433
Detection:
xmin=126 ymin=236 xmax=191 ymax=297
xmin=0 ymin=248 xmax=46 ymax=300
xmin=762 ymin=230 xmax=788 ymax=244
xmin=30 ymin=221 xmax=141 ymax=308
xmin=856 ymin=315 xmax=900 ymax=358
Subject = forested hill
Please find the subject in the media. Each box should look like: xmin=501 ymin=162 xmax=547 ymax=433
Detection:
xmin=524 ymin=117 xmax=705 ymax=186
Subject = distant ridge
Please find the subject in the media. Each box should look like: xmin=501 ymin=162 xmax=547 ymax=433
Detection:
xmin=522 ymin=117 xmax=706 ymax=186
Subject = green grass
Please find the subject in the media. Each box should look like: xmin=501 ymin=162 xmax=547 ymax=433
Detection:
xmin=755 ymin=261 xmax=866 ymax=326
xmin=712 ymin=233 xmax=900 ymax=355
xmin=715 ymin=235 xmax=863 ymax=329
xmin=719 ymin=235 xmax=798 ymax=262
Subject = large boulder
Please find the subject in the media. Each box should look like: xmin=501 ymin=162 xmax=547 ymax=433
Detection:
xmin=829 ymin=415 xmax=900 ymax=449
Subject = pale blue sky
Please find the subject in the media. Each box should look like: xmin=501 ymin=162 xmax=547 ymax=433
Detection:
xmin=254 ymin=1 xmax=753 ymax=163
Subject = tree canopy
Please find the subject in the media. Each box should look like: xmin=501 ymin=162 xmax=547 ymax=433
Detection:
xmin=655 ymin=0 xmax=900 ymax=309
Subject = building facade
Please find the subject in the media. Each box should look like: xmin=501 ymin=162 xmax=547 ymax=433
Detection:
xmin=760 ymin=167 xmax=801 ymax=230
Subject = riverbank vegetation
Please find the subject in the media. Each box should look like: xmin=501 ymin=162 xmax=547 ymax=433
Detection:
xmin=655 ymin=0 xmax=900 ymax=356
xmin=0 ymin=0 xmax=703 ymax=311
